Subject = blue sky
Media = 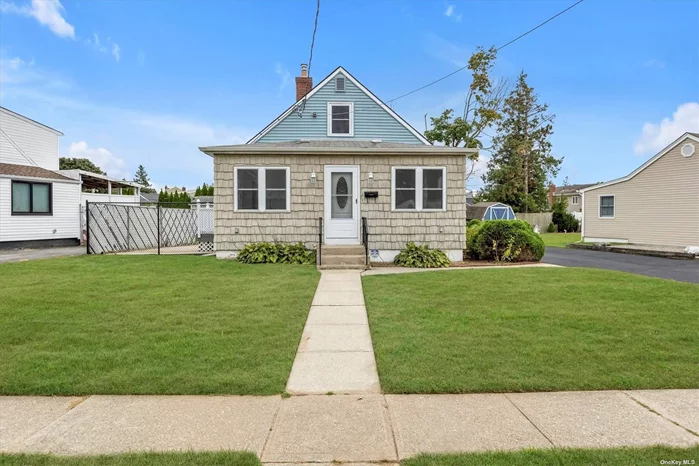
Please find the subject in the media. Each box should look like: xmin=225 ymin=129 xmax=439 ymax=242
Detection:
xmin=1 ymin=0 xmax=697 ymax=191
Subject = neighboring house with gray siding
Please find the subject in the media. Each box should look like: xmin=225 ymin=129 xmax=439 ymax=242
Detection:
xmin=200 ymin=65 xmax=473 ymax=264
xmin=581 ymin=132 xmax=699 ymax=247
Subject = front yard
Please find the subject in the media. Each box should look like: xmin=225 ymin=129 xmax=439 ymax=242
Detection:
xmin=0 ymin=256 xmax=319 ymax=395
xmin=363 ymin=267 xmax=699 ymax=394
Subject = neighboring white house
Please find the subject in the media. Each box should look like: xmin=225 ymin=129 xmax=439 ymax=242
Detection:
xmin=0 ymin=106 xmax=141 ymax=248
xmin=581 ymin=132 xmax=699 ymax=247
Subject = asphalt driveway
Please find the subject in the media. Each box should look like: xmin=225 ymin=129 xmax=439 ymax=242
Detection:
xmin=0 ymin=246 xmax=85 ymax=264
xmin=543 ymin=247 xmax=699 ymax=284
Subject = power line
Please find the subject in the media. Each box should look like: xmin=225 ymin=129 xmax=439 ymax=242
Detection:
xmin=387 ymin=0 xmax=585 ymax=104
xmin=307 ymin=0 xmax=320 ymax=76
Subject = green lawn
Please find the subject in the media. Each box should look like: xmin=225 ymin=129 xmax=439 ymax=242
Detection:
xmin=362 ymin=267 xmax=699 ymax=393
xmin=404 ymin=446 xmax=699 ymax=466
xmin=0 ymin=452 xmax=259 ymax=466
xmin=0 ymin=256 xmax=319 ymax=395
xmin=540 ymin=232 xmax=581 ymax=247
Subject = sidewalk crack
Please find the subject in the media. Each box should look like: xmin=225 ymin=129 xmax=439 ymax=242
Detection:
xmin=383 ymin=394 xmax=400 ymax=461
xmin=259 ymin=397 xmax=284 ymax=460
xmin=503 ymin=393 xmax=556 ymax=447
xmin=621 ymin=391 xmax=699 ymax=437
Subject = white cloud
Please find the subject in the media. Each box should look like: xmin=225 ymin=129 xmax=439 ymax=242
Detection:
xmin=444 ymin=3 xmax=462 ymax=22
xmin=634 ymin=102 xmax=699 ymax=155
xmin=84 ymin=33 xmax=120 ymax=62
xmin=137 ymin=49 xmax=146 ymax=66
xmin=0 ymin=0 xmax=75 ymax=39
xmin=66 ymin=141 xmax=129 ymax=179
xmin=111 ymin=43 xmax=121 ymax=62
xmin=134 ymin=116 xmax=247 ymax=146
xmin=274 ymin=63 xmax=291 ymax=94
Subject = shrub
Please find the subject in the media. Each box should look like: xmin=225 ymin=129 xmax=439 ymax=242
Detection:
xmin=466 ymin=220 xmax=545 ymax=262
xmin=547 ymin=221 xmax=556 ymax=233
xmin=394 ymin=242 xmax=450 ymax=268
xmin=467 ymin=219 xmax=482 ymax=228
xmin=552 ymin=212 xmax=579 ymax=233
xmin=237 ymin=242 xmax=316 ymax=265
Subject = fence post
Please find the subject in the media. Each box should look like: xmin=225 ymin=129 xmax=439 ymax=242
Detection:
xmin=196 ymin=199 xmax=201 ymax=238
xmin=85 ymin=201 xmax=90 ymax=254
xmin=157 ymin=203 xmax=161 ymax=255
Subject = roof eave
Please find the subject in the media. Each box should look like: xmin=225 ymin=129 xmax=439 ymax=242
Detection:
xmin=199 ymin=145 xmax=477 ymax=157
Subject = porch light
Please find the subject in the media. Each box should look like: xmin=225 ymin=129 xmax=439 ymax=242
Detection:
xmin=368 ymin=172 xmax=374 ymax=183
xmin=310 ymin=171 xmax=317 ymax=183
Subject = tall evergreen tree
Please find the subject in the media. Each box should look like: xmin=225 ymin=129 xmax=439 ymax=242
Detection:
xmin=133 ymin=165 xmax=156 ymax=193
xmin=481 ymin=72 xmax=562 ymax=213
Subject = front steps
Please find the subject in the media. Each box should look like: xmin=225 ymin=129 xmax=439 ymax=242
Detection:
xmin=318 ymin=245 xmax=368 ymax=270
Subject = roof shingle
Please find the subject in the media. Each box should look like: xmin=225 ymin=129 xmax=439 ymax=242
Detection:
xmin=0 ymin=163 xmax=74 ymax=181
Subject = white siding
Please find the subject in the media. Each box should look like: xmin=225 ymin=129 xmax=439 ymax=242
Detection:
xmin=0 ymin=178 xmax=81 ymax=242
xmin=0 ymin=109 xmax=60 ymax=170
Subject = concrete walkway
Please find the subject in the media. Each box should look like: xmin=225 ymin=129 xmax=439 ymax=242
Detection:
xmin=286 ymin=270 xmax=380 ymax=395
xmin=0 ymin=247 xmax=85 ymax=264
xmin=1 ymin=390 xmax=697 ymax=460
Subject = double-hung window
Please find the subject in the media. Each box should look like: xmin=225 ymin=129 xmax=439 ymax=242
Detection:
xmin=327 ymin=102 xmax=353 ymax=136
xmin=11 ymin=181 xmax=52 ymax=215
xmin=572 ymin=195 xmax=579 ymax=205
xmin=235 ymin=167 xmax=290 ymax=212
xmin=599 ymin=195 xmax=615 ymax=218
xmin=392 ymin=167 xmax=446 ymax=211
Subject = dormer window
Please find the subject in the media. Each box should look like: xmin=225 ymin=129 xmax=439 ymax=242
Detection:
xmin=327 ymin=102 xmax=353 ymax=136
xmin=335 ymin=77 xmax=345 ymax=92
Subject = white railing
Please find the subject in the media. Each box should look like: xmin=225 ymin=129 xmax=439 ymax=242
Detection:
xmin=196 ymin=200 xmax=214 ymax=235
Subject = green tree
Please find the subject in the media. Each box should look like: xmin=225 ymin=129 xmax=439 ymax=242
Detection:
xmin=424 ymin=46 xmax=507 ymax=182
xmin=481 ymin=71 xmax=562 ymax=213
xmin=59 ymin=158 xmax=105 ymax=175
xmin=133 ymin=165 xmax=156 ymax=193
xmin=195 ymin=186 xmax=202 ymax=197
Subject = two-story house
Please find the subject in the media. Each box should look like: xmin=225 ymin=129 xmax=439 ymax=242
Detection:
xmin=0 ymin=106 xmax=141 ymax=248
xmin=200 ymin=65 xmax=475 ymax=267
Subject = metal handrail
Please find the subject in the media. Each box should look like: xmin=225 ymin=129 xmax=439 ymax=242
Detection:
xmin=361 ymin=217 xmax=368 ymax=266
xmin=318 ymin=217 xmax=323 ymax=265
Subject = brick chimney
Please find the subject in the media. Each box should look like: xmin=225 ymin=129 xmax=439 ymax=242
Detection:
xmin=548 ymin=183 xmax=556 ymax=206
xmin=295 ymin=64 xmax=313 ymax=102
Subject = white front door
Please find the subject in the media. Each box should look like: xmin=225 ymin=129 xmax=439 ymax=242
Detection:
xmin=324 ymin=165 xmax=360 ymax=244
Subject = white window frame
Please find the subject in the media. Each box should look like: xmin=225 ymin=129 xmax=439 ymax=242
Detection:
xmin=598 ymin=194 xmax=615 ymax=219
xmin=571 ymin=195 xmax=579 ymax=205
xmin=327 ymin=102 xmax=354 ymax=137
xmin=234 ymin=167 xmax=290 ymax=212
xmin=391 ymin=166 xmax=447 ymax=212
xmin=335 ymin=76 xmax=346 ymax=92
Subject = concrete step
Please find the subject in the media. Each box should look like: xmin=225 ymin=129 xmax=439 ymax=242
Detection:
xmin=322 ymin=245 xmax=365 ymax=256
xmin=322 ymin=254 xmax=366 ymax=266
xmin=317 ymin=264 xmax=368 ymax=270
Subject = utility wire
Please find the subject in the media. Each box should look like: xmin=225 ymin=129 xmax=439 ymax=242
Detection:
xmin=387 ymin=0 xmax=585 ymax=104
xmin=307 ymin=0 xmax=321 ymax=76
xmin=297 ymin=0 xmax=321 ymax=116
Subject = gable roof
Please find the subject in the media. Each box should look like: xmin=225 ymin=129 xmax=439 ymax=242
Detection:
xmin=581 ymin=132 xmax=699 ymax=193
xmin=247 ymin=67 xmax=431 ymax=145
xmin=0 ymin=106 xmax=64 ymax=136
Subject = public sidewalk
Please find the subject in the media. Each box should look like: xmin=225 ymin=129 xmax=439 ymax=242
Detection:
xmin=285 ymin=270 xmax=381 ymax=395
xmin=1 ymin=390 xmax=697 ymax=461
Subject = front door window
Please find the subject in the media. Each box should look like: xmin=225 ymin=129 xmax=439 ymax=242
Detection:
xmin=331 ymin=172 xmax=353 ymax=219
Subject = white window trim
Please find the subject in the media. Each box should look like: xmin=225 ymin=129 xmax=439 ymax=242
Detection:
xmin=327 ymin=102 xmax=354 ymax=137
xmin=234 ymin=167 xmax=291 ymax=213
xmin=598 ymin=194 xmax=615 ymax=219
xmin=391 ymin=166 xmax=447 ymax=212
xmin=571 ymin=195 xmax=579 ymax=205
xmin=335 ymin=76 xmax=345 ymax=92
